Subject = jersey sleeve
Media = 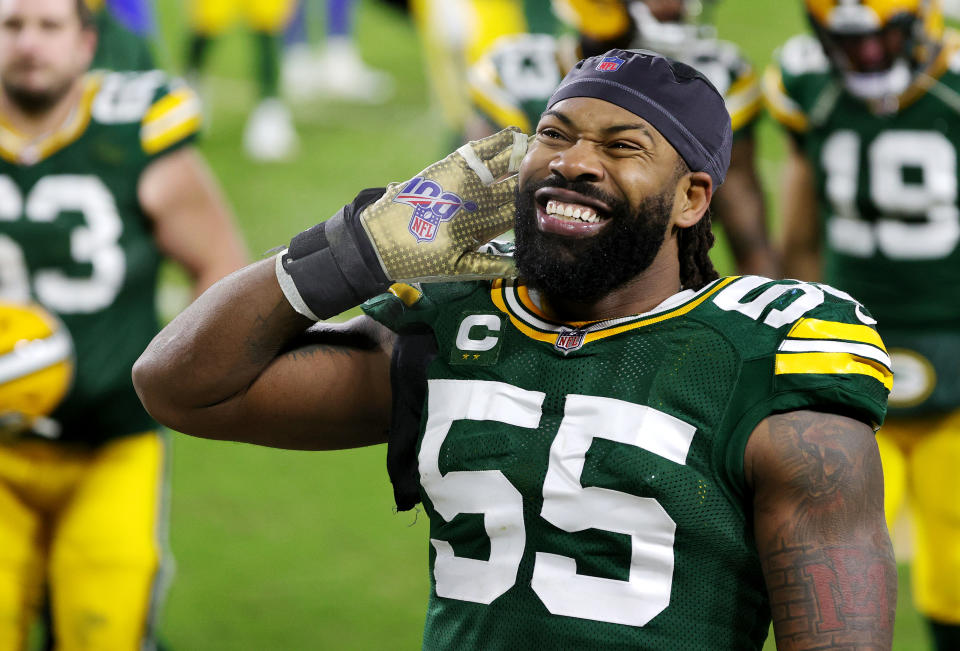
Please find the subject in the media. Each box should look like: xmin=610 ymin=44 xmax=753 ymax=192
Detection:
xmin=361 ymin=282 xmax=439 ymax=333
xmin=139 ymin=76 xmax=203 ymax=159
xmin=716 ymin=278 xmax=892 ymax=494
xmin=762 ymin=34 xmax=831 ymax=134
xmin=723 ymin=54 xmax=763 ymax=138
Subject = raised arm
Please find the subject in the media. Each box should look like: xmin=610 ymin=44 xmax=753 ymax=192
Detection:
xmin=746 ymin=410 xmax=896 ymax=650
xmin=132 ymin=257 xmax=396 ymax=450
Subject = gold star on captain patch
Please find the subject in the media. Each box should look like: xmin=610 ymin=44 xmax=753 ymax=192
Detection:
xmin=462 ymin=354 xmax=470 ymax=360
xmin=473 ymin=354 xmax=480 ymax=360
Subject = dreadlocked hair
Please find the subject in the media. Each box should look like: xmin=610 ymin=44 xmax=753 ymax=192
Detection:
xmin=673 ymin=158 xmax=719 ymax=291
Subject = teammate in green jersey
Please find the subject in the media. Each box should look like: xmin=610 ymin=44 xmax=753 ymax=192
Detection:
xmin=0 ymin=0 xmax=248 ymax=648
xmin=135 ymin=50 xmax=896 ymax=649
xmin=468 ymin=0 xmax=775 ymax=276
xmin=764 ymin=1 xmax=960 ymax=647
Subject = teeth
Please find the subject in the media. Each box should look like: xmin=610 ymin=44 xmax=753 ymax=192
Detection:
xmin=545 ymin=200 xmax=600 ymax=223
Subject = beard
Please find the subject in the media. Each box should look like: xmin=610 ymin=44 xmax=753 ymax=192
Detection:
xmin=513 ymin=175 xmax=675 ymax=303
xmin=2 ymin=70 xmax=74 ymax=115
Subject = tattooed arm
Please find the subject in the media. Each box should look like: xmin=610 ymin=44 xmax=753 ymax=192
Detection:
xmin=745 ymin=410 xmax=896 ymax=650
xmin=133 ymin=258 xmax=395 ymax=450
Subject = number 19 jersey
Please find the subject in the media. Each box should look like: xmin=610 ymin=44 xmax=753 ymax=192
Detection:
xmin=363 ymin=275 xmax=890 ymax=650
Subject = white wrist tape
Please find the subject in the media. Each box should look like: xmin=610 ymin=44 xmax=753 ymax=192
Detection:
xmin=274 ymin=249 xmax=320 ymax=322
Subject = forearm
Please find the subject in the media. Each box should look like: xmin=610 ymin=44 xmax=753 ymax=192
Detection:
xmin=749 ymin=411 xmax=896 ymax=649
xmin=134 ymin=258 xmax=313 ymax=430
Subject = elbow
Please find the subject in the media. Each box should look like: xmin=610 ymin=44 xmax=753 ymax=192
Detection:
xmin=132 ymin=347 xmax=192 ymax=433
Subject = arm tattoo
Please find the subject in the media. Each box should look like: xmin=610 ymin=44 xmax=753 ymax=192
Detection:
xmin=755 ymin=412 xmax=896 ymax=650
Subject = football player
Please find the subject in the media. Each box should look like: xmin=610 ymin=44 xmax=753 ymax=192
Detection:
xmin=764 ymin=1 xmax=960 ymax=648
xmin=135 ymin=50 xmax=895 ymax=649
xmin=469 ymin=0 xmax=776 ymax=276
xmin=0 ymin=0 xmax=248 ymax=648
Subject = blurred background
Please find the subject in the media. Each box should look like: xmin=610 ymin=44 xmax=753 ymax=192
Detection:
xmin=128 ymin=0 xmax=927 ymax=648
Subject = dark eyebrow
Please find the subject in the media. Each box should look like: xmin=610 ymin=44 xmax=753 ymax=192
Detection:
xmin=540 ymin=109 xmax=655 ymax=145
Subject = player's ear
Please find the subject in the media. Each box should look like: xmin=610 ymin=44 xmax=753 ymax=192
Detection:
xmin=673 ymin=171 xmax=712 ymax=229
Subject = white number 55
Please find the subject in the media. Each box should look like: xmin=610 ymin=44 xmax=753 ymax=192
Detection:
xmin=419 ymin=379 xmax=697 ymax=627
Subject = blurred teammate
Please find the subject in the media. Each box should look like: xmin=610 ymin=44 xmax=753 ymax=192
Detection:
xmin=87 ymin=0 xmax=154 ymax=71
xmin=186 ymin=0 xmax=298 ymax=161
xmin=0 ymin=0 xmax=247 ymax=648
xmin=411 ymin=0 xmax=559 ymax=141
xmin=764 ymin=1 xmax=960 ymax=647
xmin=468 ymin=0 xmax=776 ymax=276
xmin=136 ymin=49 xmax=895 ymax=649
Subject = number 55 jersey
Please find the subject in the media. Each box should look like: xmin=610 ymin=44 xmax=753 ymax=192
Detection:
xmin=0 ymin=70 xmax=201 ymax=444
xmin=764 ymin=31 xmax=960 ymax=415
xmin=363 ymin=275 xmax=891 ymax=650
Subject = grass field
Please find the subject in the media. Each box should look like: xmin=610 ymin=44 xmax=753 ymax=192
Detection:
xmin=147 ymin=1 xmax=931 ymax=648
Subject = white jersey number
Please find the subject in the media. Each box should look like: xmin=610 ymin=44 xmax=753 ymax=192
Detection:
xmin=0 ymin=175 xmax=126 ymax=313
xmin=420 ymin=379 xmax=696 ymax=626
xmin=822 ymin=129 xmax=960 ymax=260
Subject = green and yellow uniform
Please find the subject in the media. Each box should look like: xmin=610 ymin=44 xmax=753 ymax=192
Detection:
xmin=364 ymin=275 xmax=890 ymax=649
xmin=0 ymin=70 xmax=201 ymax=650
xmin=469 ymin=32 xmax=763 ymax=136
xmin=765 ymin=31 xmax=960 ymax=623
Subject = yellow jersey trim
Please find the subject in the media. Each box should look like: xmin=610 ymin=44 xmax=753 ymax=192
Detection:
xmin=787 ymin=318 xmax=887 ymax=351
xmin=0 ymin=73 xmax=102 ymax=165
xmin=762 ymin=65 xmax=809 ymax=133
xmin=141 ymin=86 xmax=202 ymax=155
xmin=491 ymin=276 xmax=738 ymax=346
xmin=388 ymin=282 xmax=424 ymax=308
xmin=895 ymin=29 xmax=960 ymax=112
xmin=775 ymin=351 xmax=894 ymax=390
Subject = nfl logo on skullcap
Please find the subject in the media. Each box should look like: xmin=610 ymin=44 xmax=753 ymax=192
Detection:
xmin=596 ymin=55 xmax=626 ymax=72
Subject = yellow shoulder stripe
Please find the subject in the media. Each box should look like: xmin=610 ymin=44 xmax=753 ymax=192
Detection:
xmin=726 ymin=73 xmax=763 ymax=133
xmin=762 ymin=65 xmax=808 ymax=132
xmin=388 ymin=283 xmax=423 ymax=307
xmin=775 ymin=351 xmax=894 ymax=390
xmin=141 ymin=87 xmax=202 ymax=155
xmin=787 ymin=318 xmax=886 ymax=350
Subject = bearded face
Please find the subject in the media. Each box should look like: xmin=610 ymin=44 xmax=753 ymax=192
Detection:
xmin=513 ymin=173 xmax=676 ymax=302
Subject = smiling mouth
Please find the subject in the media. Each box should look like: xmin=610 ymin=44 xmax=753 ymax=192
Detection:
xmin=544 ymin=200 xmax=602 ymax=223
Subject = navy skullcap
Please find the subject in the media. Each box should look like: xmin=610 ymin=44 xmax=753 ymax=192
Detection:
xmin=546 ymin=49 xmax=732 ymax=188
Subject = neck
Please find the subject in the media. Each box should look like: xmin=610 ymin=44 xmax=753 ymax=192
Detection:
xmin=540 ymin=238 xmax=683 ymax=322
xmin=0 ymin=76 xmax=86 ymax=140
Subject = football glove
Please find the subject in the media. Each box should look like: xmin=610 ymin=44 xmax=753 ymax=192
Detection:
xmin=277 ymin=127 xmax=528 ymax=320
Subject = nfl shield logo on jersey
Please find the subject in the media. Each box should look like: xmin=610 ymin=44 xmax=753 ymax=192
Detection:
xmin=394 ymin=177 xmax=478 ymax=243
xmin=596 ymin=56 xmax=625 ymax=72
xmin=555 ymin=328 xmax=586 ymax=353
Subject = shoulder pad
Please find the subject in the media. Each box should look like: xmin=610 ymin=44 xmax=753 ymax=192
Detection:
xmin=778 ymin=34 xmax=830 ymax=77
xmin=709 ymin=276 xmax=891 ymax=392
xmin=763 ymin=36 xmax=831 ymax=133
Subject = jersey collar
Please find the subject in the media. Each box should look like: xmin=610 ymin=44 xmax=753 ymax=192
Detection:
xmin=0 ymin=72 xmax=103 ymax=166
xmin=490 ymin=276 xmax=738 ymax=348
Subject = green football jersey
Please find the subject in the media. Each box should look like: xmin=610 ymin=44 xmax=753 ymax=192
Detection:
xmin=469 ymin=33 xmax=763 ymax=137
xmin=363 ymin=275 xmax=890 ymax=650
xmin=765 ymin=31 xmax=960 ymax=413
xmin=0 ymin=71 xmax=202 ymax=444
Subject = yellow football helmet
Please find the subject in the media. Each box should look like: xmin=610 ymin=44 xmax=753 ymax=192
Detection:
xmin=805 ymin=0 xmax=944 ymax=100
xmin=0 ymin=302 xmax=74 ymax=437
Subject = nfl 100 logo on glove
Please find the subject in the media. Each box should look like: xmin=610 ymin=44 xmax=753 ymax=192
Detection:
xmin=393 ymin=177 xmax=478 ymax=243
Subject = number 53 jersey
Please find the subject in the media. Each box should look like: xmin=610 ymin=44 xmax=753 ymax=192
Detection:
xmin=363 ymin=275 xmax=891 ymax=650
xmin=0 ymin=70 xmax=201 ymax=444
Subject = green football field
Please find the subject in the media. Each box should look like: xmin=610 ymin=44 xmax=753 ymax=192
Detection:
xmin=147 ymin=1 xmax=931 ymax=648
